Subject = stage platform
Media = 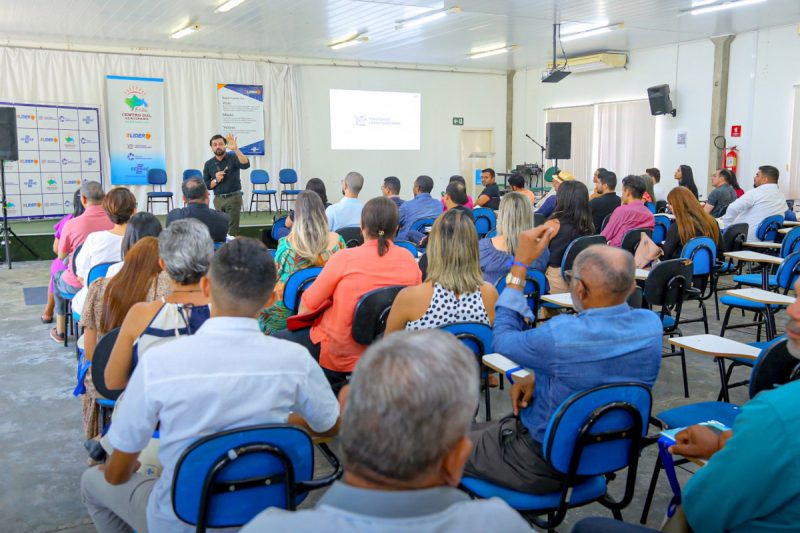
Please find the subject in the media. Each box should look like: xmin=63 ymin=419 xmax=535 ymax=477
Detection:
xmin=1 ymin=210 xmax=279 ymax=263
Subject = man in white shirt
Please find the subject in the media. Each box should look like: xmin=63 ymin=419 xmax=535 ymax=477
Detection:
xmin=241 ymin=330 xmax=531 ymax=532
xmin=647 ymin=168 xmax=666 ymax=203
xmin=720 ymin=165 xmax=787 ymax=241
xmin=326 ymin=171 xmax=364 ymax=230
xmin=80 ymin=237 xmax=340 ymax=533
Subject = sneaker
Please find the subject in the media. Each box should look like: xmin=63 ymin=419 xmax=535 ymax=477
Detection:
xmin=50 ymin=328 xmax=65 ymax=344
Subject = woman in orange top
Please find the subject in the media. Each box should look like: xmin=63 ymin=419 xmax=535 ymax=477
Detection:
xmin=275 ymin=196 xmax=422 ymax=393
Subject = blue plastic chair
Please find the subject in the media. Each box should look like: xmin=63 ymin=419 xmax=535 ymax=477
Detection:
xmin=271 ymin=216 xmax=288 ymax=242
xmin=172 ymin=424 xmax=341 ymax=533
xmin=473 ymin=207 xmax=497 ymax=238
xmin=462 ymin=382 xmax=652 ymax=530
xmin=283 ymin=267 xmax=323 ymax=315
xmin=87 ymin=261 xmax=117 ymax=286
xmin=652 ymin=214 xmax=671 ymax=245
xmin=182 ymin=169 xmax=202 ymax=181
xmin=278 ymin=169 xmax=301 ymax=211
xmin=645 ymin=201 xmax=656 ymax=214
xmin=438 ymin=322 xmax=494 ymax=421
xmin=485 ymin=228 xmax=497 ymax=238
xmin=678 ymin=236 xmax=717 ymax=334
xmin=393 ymin=240 xmax=418 ymax=258
xmin=267 ymin=248 xmax=276 ymax=259
xmin=146 ymin=168 xmax=173 ymax=213
xmin=410 ymin=217 xmax=436 ymax=235
xmin=733 ymin=226 xmax=800 ymax=289
xmin=542 ymin=234 xmax=606 ymax=312
xmin=495 ymin=267 xmax=548 ymax=318
xmin=755 ymin=214 xmax=784 ymax=242
xmin=249 ymin=170 xmax=277 ymax=213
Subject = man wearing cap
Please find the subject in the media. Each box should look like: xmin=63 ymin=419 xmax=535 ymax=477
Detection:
xmin=535 ymin=170 xmax=575 ymax=218
xmin=601 ymin=174 xmax=655 ymax=248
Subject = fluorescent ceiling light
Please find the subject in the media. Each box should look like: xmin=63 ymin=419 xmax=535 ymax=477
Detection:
xmin=329 ymin=32 xmax=368 ymax=50
xmin=395 ymin=6 xmax=461 ymax=30
xmin=469 ymin=45 xmax=517 ymax=59
xmin=560 ymin=23 xmax=624 ymax=42
xmin=215 ymin=0 xmax=247 ymax=13
xmin=170 ymin=25 xmax=200 ymax=39
xmin=683 ymin=0 xmax=767 ymax=16
xmin=691 ymin=0 xmax=718 ymax=5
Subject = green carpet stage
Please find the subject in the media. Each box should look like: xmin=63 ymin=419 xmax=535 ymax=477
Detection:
xmin=1 ymin=210 xmax=279 ymax=263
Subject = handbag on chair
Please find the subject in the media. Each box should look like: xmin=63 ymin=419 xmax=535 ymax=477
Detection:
xmin=635 ymin=232 xmax=664 ymax=269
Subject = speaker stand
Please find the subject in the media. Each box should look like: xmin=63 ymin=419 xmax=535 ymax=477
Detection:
xmin=0 ymin=160 xmax=40 ymax=269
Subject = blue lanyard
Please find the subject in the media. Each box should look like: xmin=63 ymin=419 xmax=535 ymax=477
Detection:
xmin=658 ymin=436 xmax=682 ymax=518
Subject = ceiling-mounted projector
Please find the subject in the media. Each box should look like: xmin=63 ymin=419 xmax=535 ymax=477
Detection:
xmin=542 ymin=68 xmax=571 ymax=83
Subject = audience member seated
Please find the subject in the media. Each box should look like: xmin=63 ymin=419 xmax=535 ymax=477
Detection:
xmin=463 ymin=235 xmax=662 ymax=493
xmin=326 ymin=171 xmax=364 ymax=231
xmin=535 ymin=170 xmax=575 ymax=218
xmin=242 ymin=330 xmax=530 ymax=532
xmin=542 ymin=180 xmax=595 ymax=295
xmin=601 ymin=174 xmax=655 ymax=247
xmin=704 ymin=168 xmax=738 ymax=218
xmin=397 ymin=175 xmax=443 ymax=243
xmin=259 ymin=191 xmax=346 ymax=334
xmin=442 ymin=181 xmax=475 ymax=222
xmin=80 ymin=237 xmax=341 ymax=533
xmin=479 ymin=192 xmax=534 ymax=285
xmin=284 ymin=177 xmax=331 ymax=233
xmin=589 ymin=168 xmax=607 ymax=199
xmin=660 ymin=186 xmax=720 ymax=260
xmin=442 ymin=175 xmax=474 ymax=210
xmin=51 ymin=181 xmax=114 ymax=343
xmin=42 ymin=189 xmax=84 ymax=324
xmin=381 ymin=175 xmax=404 ymax=208
xmin=71 ymin=188 xmax=137 ymax=317
xmin=590 ymin=169 xmax=621 ymax=232
xmin=674 ymin=164 xmax=699 ymax=199
xmin=508 ymin=173 xmax=536 ymax=205
xmin=729 ymin=169 xmax=745 ymax=198
xmin=720 ymin=165 xmax=787 ymax=241
xmin=475 ymin=168 xmax=501 ymax=210
xmin=647 ymin=167 xmax=665 ymax=202
xmin=166 ymin=177 xmax=229 ymax=242
xmin=80 ymin=237 xmax=170 ymax=462
xmin=385 ymin=209 xmax=497 ymax=333
xmin=103 ymin=219 xmax=213 ymax=391
xmin=274 ymin=197 xmax=422 ymax=394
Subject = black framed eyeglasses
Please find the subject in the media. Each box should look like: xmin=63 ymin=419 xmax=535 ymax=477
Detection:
xmin=563 ymin=269 xmax=590 ymax=294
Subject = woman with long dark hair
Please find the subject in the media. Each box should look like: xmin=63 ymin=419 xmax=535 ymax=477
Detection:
xmin=675 ymin=165 xmax=699 ymax=199
xmin=723 ymin=168 xmax=744 ymax=198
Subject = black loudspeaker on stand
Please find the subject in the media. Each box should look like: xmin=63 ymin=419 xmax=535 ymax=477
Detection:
xmin=0 ymin=106 xmax=39 ymax=269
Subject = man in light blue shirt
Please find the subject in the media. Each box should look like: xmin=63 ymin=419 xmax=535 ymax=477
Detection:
xmin=242 ymin=330 xmax=531 ymax=532
xmin=397 ymin=175 xmax=443 ymax=242
xmin=464 ymin=232 xmax=662 ymax=494
xmin=326 ymin=171 xmax=364 ymax=231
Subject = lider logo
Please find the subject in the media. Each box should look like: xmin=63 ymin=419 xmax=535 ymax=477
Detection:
xmin=17 ymin=114 xmax=35 ymax=120
xmin=23 ymin=201 xmax=42 ymax=208
xmin=20 ymin=158 xmax=38 ymax=165
xmin=63 ymin=178 xmax=80 ymax=185
xmin=126 ymin=133 xmax=151 ymax=139
xmin=40 ymin=136 xmax=59 ymax=143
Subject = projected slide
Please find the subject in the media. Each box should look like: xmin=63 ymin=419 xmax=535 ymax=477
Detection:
xmin=330 ymin=89 xmax=421 ymax=150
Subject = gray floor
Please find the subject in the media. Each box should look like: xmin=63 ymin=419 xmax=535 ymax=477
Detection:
xmin=0 ymin=260 xmax=776 ymax=532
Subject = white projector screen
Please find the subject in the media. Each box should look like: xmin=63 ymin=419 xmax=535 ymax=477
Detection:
xmin=330 ymin=89 xmax=421 ymax=150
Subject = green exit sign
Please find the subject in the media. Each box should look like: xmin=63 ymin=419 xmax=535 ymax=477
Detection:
xmin=452 ymin=117 xmax=464 ymax=126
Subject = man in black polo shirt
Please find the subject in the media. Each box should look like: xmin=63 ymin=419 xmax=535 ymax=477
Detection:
xmin=475 ymin=168 xmax=501 ymax=210
xmin=167 ymin=178 xmax=230 ymax=242
xmin=589 ymin=169 xmax=621 ymax=233
xmin=203 ymin=133 xmax=250 ymax=235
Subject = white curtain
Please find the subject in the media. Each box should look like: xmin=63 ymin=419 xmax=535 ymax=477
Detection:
xmin=789 ymin=86 xmax=800 ymax=199
xmin=544 ymin=105 xmax=594 ymax=186
xmin=595 ymin=100 xmax=656 ymax=178
xmin=0 ymin=47 xmax=303 ymax=215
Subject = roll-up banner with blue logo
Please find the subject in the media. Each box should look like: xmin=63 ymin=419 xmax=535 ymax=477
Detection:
xmin=217 ymin=84 xmax=265 ymax=156
xmin=0 ymin=101 xmax=102 ymax=219
xmin=106 ymin=75 xmax=166 ymax=185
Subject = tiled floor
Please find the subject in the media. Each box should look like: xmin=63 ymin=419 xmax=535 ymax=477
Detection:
xmin=0 ymin=260 xmax=782 ymax=531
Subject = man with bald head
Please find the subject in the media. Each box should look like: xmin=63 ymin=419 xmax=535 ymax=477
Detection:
xmin=464 ymin=231 xmax=662 ymax=493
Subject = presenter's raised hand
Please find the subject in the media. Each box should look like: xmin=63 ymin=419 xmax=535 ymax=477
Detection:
xmin=225 ymin=134 xmax=238 ymax=151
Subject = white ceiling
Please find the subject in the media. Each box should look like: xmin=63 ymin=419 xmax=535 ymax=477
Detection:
xmin=0 ymin=0 xmax=798 ymax=70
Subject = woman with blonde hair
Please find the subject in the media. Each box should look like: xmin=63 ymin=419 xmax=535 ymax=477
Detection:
xmin=259 ymin=190 xmax=346 ymax=333
xmin=478 ymin=192 xmax=534 ymax=284
xmin=661 ymin=186 xmax=720 ymax=259
xmin=386 ymin=209 xmax=498 ymax=333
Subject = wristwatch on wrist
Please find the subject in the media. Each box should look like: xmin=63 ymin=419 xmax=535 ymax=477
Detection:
xmin=505 ymin=272 xmax=525 ymax=290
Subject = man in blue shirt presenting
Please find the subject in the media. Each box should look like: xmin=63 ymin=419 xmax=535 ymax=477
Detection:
xmin=463 ymin=228 xmax=663 ymax=493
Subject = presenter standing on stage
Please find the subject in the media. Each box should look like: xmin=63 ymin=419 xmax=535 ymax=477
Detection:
xmin=203 ymin=133 xmax=250 ymax=236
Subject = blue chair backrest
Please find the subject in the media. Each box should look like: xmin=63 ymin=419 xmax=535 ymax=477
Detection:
xmin=410 ymin=217 xmax=436 ymax=234
xmin=393 ymin=240 xmax=418 ymax=258
xmin=495 ymin=268 xmax=548 ymax=316
xmin=279 ymin=168 xmax=298 ymax=185
xmin=438 ymin=322 xmax=493 ymax=357
xmin=183 ymin=169 xmax=202 ymax=181
xmin=250 ymin=169 xmax=270 ymax=185
xmin=645 ymin=202 xmax=656 ymax=214
xmin=87 ymin=262 xmax=117 ymax=286
xmin=681 ymin=236 xmax=716 ymax=277
xmin=473 ymin=208 xmax=497 ymax=237
xmin=485 ymin=228 xmax=497 ymax=238
xmin=756 ymin=214 xmax=784 ymax=242
xmin=214 ymin=242 xmax=224 ymax=250
xmin=267 ymin=248 xmax=276 ymax=258
xmin=781 ymin=226 xmax=800 ymax=257
xmin=147 ymin=168 xmax=167 ymax=186
xmin=652 ymin=215 xmax=671 ymax=244
xmin=561 ymin=235 xmax=608 ymax=278
xmin=776 ymin=251 xmax=800 ymax=290
xmin=543 ymin=382 xmax=651 ymax=476
xmin=283 ymin=267 xmax=323 ymax=315
xmin=172 ymin=425 xmax=314 ymax=528
xmin=271 ymin=216 xmax=288 ymax=241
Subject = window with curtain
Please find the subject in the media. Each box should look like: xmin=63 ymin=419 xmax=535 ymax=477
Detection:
xmin=544 ymin=105 xmax=594 ymax=185
xmin=595 ymin=100 xmax=656 ymax=178
xmin=789 ymin=86 xmax=800 ymax=199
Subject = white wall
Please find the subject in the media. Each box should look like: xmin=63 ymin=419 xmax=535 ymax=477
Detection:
xmin=296 ymin=65 xmax=506 ymax=202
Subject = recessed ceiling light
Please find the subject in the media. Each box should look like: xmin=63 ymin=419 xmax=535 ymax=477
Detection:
xmin=682 ymin=0 xmax=767 ymax=16
xmin=395 ymin=6 xmax=461 ymax=30
xmin=329 ymin=32 xmax=368 ymax=50
xmin=469 ymin=44 xmax=517 ymax=59
xmin=560 ymin=23 xmax=624 ymax=42
xmin=215 ymin=0 xmax=247 ymax=13
xmin=170 ymin=24 xmax=200 ymax=39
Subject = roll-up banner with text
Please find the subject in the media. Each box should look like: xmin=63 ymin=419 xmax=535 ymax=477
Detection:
xmin=217 ymin=84 xmax=265 ymax=156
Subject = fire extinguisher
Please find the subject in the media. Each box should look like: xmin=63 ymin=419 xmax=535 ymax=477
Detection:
xmin=724 ymin=145 xmax=738 ymax=176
